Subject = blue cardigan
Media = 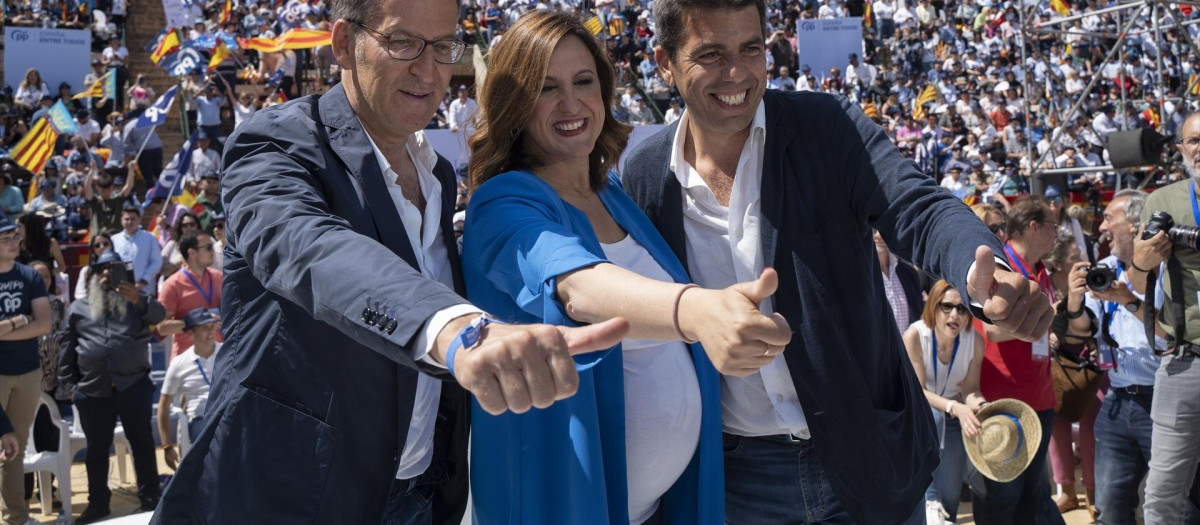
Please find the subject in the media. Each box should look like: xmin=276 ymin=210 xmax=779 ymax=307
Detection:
xmin=461 ymin=170 xmax=724 ymax=525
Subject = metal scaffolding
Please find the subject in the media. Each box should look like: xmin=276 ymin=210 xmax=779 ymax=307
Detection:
xmin=1018 ymin=0 xmax=1200 ymax=193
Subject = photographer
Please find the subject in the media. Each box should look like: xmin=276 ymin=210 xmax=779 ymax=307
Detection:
xmin=58 ymin=250 xmax=165 ymax=522
xmin=1130 ymin=112 xmax=1200 ymax=523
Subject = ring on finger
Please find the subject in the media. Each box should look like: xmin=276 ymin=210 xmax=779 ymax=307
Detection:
xmin=762 ymin=345 xmax=771 ymax=357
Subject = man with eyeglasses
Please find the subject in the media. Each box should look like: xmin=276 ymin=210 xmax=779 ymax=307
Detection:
xmin=156 ymin=231 xmax=223 ymax=361
xmin=152 ymin=0 xmax=631 ymax=523
xmin=0 ymin=212 xmax=51 ymax=525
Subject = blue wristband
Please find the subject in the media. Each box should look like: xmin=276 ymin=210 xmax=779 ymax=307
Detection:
xmin=446 ymin=316 xmax=502 ymax=378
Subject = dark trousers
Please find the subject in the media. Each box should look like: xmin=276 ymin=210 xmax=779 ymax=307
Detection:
xmin=137 ymin=147 xmax=163 ymax=189
xmin=969 ymin=409 xmax=1066 ymax=525
xmin=75 ymin=376 xmax=160 ymax=509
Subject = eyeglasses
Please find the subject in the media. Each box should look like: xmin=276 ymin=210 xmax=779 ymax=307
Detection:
xmin=987 ymin=223 xmax=1006 ymax=234
xmin=938 ymin=302 xmax=970 ymax=315
xmin=213 ymin=222 xmax=226 ymax=230
xmin=351 ymin=21 xmax=466 ymax=64
xmin=92 ymin=240 xmax=111 ymax=249
xmin=181 ymin=222 xmax=198 ymax=229
xmin=0 ymin=234 xmax=21 ymax=245
xmin=198 ymin=243 xmax=214 ymax=252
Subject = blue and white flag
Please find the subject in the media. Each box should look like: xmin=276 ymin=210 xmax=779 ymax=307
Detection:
xmin=135 ymin=85 xmax=180 ymax=129
xmin=149 ymin=130 xmax=199 ymax=200
xmin=162 ymin=47 xmax=206 ymax=77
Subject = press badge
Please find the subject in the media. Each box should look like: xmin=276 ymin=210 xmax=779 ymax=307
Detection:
xmin=1032 ymin=333 xmax=1050 ymax=361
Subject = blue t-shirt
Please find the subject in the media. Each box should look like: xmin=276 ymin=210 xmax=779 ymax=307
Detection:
xmin=0 ymin=263 xmax=48 ymax=375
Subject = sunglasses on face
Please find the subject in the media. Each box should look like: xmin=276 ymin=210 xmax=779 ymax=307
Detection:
xmin=987 ymin=223 xmax=1006 ymax=234
xmin=181 ymin=222 xmax=198 ymax=228
xmin=92 ymin=240 xmax=110 ymax=250
xmin=938 ymin=302 xmax=970 ymax=316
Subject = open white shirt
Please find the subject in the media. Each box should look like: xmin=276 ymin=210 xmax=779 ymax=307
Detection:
xmin=361 ymin=123 xmax=480 ymax=480
xmin=670 ymin=103 xmax=811 ymax=439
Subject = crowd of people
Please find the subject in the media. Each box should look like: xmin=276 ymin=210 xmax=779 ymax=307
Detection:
xmin=1 ymin=0 xmax=1200 ymax=523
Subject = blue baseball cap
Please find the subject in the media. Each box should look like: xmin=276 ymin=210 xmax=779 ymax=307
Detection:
xmin=0 ymin=212 xmax=15 ymax=234
xmin=1044 ymin=184 xmax=1063 ymax=200
xmin=183 ymin=307 xmax=219 ymax=331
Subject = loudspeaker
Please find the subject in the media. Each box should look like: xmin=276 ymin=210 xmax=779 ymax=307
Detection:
xmin=1107 ymin=128 xmax=1168 ymax=169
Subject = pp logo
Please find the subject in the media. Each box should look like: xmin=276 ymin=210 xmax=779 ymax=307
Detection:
xmin=0 ymin=292 xmax=21 ymax=313
xmin=800 ymin=22 xmax=816 ymax=32
xmin=142 ymin=105 xmax=167 ymax=122
xmin=11 ymin=31 xmax=29 ymax=42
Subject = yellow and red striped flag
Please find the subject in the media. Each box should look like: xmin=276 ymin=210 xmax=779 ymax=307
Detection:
xmin=72 ymin=69 xmax=111 ymax=100
xmin=219 ymin=0 xmax=231 ymax=25
xmin=1050 ymin=0 xmax=1070 ymax=15
xmin=151 ymin=30 xmax=181 ymax=65
xmin=238 ymin=36 xmax=283 ymax=53
xmin=1189 ymin=74 xmax=1200 ymax=96
xmin=209 ymin=39 xmax=232 ymax=70
xmin=9 ymin=117 xmax=59 ymax=175
xmin=583 ymin=16 xmax=603 ymax=36
xmin=277 ymin=29 xmax=331 ymax=50
xmin=912 ymin=84 xmax=937 ymax=120
xmin=864 ymin=1 xmax=873 ymax=28
xmin=862 ymin=101 xmax=878 ymax=118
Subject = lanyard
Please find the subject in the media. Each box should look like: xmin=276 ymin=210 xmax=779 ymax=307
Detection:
xmin=931 ymin=331 xmax=960 ymax=397
xmin=194 ymin=358 xmax=211 ymax=386
xmin=1192 ymin=182 xmax=1200 ymax=227
xmin=1004 ymin=242 xmax=1033 ymax=279
xmin=1103 ymin=264 xmax=1126 ymax=323
xmin=182 ymin=268 xmax=214 ymax=307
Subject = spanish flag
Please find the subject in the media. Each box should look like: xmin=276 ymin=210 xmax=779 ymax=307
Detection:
xmin=277 ymin=29 xmax=331 ymax=50
xmin=583 ymin=16 xmax=603 ymax=36
xmin=9 ymin=117 xmax=58 ymax=175
xmin=1050 ymin=0 xmax=1070 ymax=15
xmin=219 ymin=0 xmax=231 ymax=25
xmin=912 ymin=84 xmax=937 ymax=120
xmin=151 ymin=30 xmax=181 ymax=65
xmin=72 ymin=69 xmax=111 ymax=100
xmin=209 ymin=39 xmax=232 ymax=70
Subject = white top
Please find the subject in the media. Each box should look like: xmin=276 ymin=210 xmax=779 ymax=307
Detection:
xmin=600 ymin=235 xmax=701 ymax=525
xmin=447 ymin=97 xmax=479 ymax=131
xmin=234 ymin=103 xmax=256 ymax=129
xmin=362 ymin=125 xmax=481 ymax=480
xmin=161 ymin=343 xmax=222 ymax=420
xmin=913 ymin=320 xmax=974 ymax=401
xmin=670 ymin=102 xmax=811 ymax=439
xmin=190 ymin=148 xmax=221 ymax=183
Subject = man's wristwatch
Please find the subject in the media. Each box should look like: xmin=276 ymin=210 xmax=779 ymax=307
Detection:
xmin=1124 ymin=298 xmax=1143 ymax=314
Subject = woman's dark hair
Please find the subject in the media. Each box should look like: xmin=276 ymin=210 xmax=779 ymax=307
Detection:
xmin=16 ymin=213 xmax=53 ymax=269
xmin=90 ymin=231 xmax=113 ymax=257
xmin=172 ymin=211 xmax=199 ymax=240
xmin=28 ymin=260 xmax=57 ymax=296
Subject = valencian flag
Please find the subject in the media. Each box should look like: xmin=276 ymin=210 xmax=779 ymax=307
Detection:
xmin=1050 ymin=0 xmax=1071 ymax=16
xmin=219 ymin=0 xmax=231 ymax=25
xmin=151 ymin=30 xmax=181 ymax=64
xmin=583 ymin=16 xmax=603 ymax=36
xmin=912 ymin=84 xmax=937 ymax=120
xmin=46 ymin=101 xmax=78 ymax=135
xmin=209 ymin=40 xmax=232 ymax=70
xmin=73 ymin=69 xmax=113 ymax=100
xmin=1189 ymin=73 xmax=1200 ymax=96
xmin=239 ymin=36 xmax=283 ymax=53
xmin=9 ymin=117 xmax=58 ymax=175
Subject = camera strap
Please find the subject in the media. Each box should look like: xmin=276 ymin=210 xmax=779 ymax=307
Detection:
xmin=1144 ymin=259 xmax=1190 ymax=357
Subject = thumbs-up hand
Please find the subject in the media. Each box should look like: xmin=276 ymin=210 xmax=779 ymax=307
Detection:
xmin=678 ymin=268 xmax=793 ymax=377
xmin=965 ymin=245 xmax=1054 ymax=342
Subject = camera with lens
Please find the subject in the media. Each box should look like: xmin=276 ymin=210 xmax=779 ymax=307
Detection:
xmin=1142 ymin=211 xmax=1200 ymax=250
xmin=1085 ymin=264 xmax=1118 ymax=292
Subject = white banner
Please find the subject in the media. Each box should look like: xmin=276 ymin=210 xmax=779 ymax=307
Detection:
xmin=4 ymin=28 xmax=92 ymax=97
xmin=794 ymin=18 xmax=864 ymax=83
xmin=423 ymin=124 xmax=667 ymax=178
xmin=162 ymin=0 xmax=188 ymax=30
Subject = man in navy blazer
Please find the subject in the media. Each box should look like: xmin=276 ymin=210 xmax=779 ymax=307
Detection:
xmin=622 ymin=0 xmax=1055 ymax=522
xmin=152 ymin=0 xmax=627 ymax=523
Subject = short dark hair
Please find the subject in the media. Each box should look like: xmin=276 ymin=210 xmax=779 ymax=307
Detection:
xmin=1006 ymin=195 xmax=1051 ymax=239
xmin=121 ymin=205 xmax=141 ymax=217
xmin=178 ymin=231 xmax=209 ymax=261
xmin=653 ymin=0 xmax=767 ymax=60
xmin=328 ymin=0 xmax=381 ymax=24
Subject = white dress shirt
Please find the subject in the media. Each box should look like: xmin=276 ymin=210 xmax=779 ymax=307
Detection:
xmin=361 ymin=124 xmax=480 ymax=480
xmin=670 ymin=103 xmax=811 ymax=439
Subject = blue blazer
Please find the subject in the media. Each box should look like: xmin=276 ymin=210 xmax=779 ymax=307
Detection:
xmin=622 ymin=90 xmax=1007 ymax=524
xmin=462 ymin=171 xmax=724 ymax=525
xmin=154 ymin=84 xmax=473 ymax=524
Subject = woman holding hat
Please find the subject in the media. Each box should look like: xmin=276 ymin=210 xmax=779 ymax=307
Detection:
xmin=903 ymin=280 xmax=987 ymax=523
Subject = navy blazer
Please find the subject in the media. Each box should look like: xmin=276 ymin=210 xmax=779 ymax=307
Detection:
xmin=154 ymin=84 xmax=472 ymax=524
xmin=622 ymin=90 xmax=1006 ymax=524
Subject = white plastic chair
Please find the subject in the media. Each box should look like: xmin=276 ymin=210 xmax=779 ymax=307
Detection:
xmin=174 ymin=405 xmax=191 ymax=456
xmin=23 ymin=392 xmax=72 ymax=517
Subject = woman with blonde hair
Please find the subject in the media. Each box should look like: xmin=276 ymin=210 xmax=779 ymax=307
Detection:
xmin=903 ymin=280 xmax=987 ymax=523
xmin=15 ymin=68 xmax=49 ymax=110
xmin=972 ymin=203 xmax=1007 ymax=243
xmin=462 ymin=9 xmax=790 ymax=525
